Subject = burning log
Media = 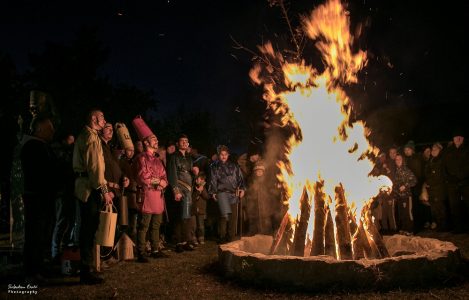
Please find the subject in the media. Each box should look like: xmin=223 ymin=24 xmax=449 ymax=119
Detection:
xmin=310 ymin=181 xmax=326 ymax=256
xmin=291 ymin=187 xmax=311 ymax=257
xmin=363 ymin=204 xmax=389 ymax=258
xmin=334 ymin=184 xmax=353 ymax=260
xmin=352 ymin=219 xmax=375 ymax=260
xmin=270 ymin=212 xmax=290 ymax=255
xmin=324 ymin=204 xmax=337 ymax=258
xmin=349 ymin=210 xmax=365 ymax=260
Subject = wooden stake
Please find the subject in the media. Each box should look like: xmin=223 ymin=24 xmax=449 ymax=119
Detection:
xmin=310 ymin=181 xmax=326 ymax=256
xmin=324 ymin=204 xmax=337 ymax=258
xmin=363 ymin=205 xmax=389 ymax=258
xmin=334 ymin=184 xmax=353 ymax=260
xmin=270 ymin=212 xmax=290 ymax=255
xmin=291 ymin=187 xmax=311 ymax=257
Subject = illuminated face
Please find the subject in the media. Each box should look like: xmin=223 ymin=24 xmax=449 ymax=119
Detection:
xmin=146 ymin=135 xmax=158 ymax=150
xmin=249 ymin=154 xmax=260 ymax=163
xmin=219 ymin=150 xmax=229 ymax=163
xmin=93 ymin=111 xmax=106 ymax=130
xmin=195 ymin=176 xmax=205 ymax=185
xmin=65 ymin=135 xmax=75 ymax=145
xmin=453 ymin=136 xmax=464 ymax=148
xmin=395 ymin=155 xmax=403 ymax=167
xmin=388 ymin=148 xmax=397 ymax=160
xmin=178 ymin=137 xmax=189 ymax=151
xmin=136 ymin=141 xmax=144 ymax=153
xmin=423 ymin=147 xmax=431 ymax=160
xmin=404 ymin=147 xmax=413 ymax=157
xmin=431 ymin=145 xmax=441 ymax=158
xmin=255 ymin=169 xmax=264 ymax=177
xmin=102 ymin=124 xmax=113 ymax=141
xmin=125 ymin=149 xmax=134 ymax=159
xmin=167 ymin=145 xmax=176 ymax=154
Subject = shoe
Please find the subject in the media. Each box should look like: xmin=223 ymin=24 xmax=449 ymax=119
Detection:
xmin=80 ymin=272 xmax=104 ymax=285
xmin=431 ymin=222 xmax=437 ymax=230
xmin=151 ymin=251 xmax=169 ymax=259
xmin=137 ymin=255 xmax=149 ymax=263
xmin=182 ymin=243 xmax=195 ymax=251
xmin=423 ymin=222 xmax=430 ymax=229
xmin=199 ymin=240 xmax=205 ymax=245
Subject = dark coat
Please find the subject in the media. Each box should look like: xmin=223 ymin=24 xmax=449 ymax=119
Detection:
xmin=21 ymin=137 xmax=58 ymax=198
xmin=208 ymin=160 xmax=245 ymax=195
xmin=191 ymin=185 xmax=209 ymax=215
xmin=442 ymin=143 xmax=469 ymax=186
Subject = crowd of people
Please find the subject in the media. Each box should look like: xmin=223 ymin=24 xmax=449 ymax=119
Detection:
xmin=16 ymin=107 xmax=282 ymax=285
xmin=371 ymin=134 xmax=469 ymax=236
xmin=7 ymin=92 xmax=469 ymax=286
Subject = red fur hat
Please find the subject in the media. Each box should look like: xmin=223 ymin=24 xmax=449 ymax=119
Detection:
xmin=132 ymin=115 xmax=154 ymax=141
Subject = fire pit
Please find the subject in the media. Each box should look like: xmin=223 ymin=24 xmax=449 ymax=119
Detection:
xmin=218 ymin=234 xmax=462 ymax=290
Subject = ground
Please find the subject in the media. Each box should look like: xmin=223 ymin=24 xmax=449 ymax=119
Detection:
xmin=1 ymin=231 xmax=468 ymax=299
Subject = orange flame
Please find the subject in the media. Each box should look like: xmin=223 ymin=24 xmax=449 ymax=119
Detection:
xmin=250 ymin=0 xmax=391 ymax=242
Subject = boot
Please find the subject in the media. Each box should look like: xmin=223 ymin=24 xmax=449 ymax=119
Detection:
xmin=218 ymin=217 xmax=227 ymax=243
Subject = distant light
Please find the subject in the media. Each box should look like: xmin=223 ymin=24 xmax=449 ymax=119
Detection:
xmin=117 ymin=12 xmax=124 ymax=16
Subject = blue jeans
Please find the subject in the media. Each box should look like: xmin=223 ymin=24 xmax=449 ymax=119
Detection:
xmin=217 ymin=192 xmax=238 ymax=218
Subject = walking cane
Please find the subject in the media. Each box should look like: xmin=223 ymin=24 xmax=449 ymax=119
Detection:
xmin=237 ymin=188 xmax=243 ymax=238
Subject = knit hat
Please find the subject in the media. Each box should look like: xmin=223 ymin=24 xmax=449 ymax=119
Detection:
xmin=432 ymin=142 xmax=443 ymax=151
xmin=404 ymin=140 xmax=415 ymax=151
xmin=452 ymin=128 xmax=465 ymax=138
xmin=115 ymin=122 xmax=134 ymax=150
xmin=132 ymin=115 xmax=155 ymax=141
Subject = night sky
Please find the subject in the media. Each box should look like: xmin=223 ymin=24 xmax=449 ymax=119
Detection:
xmin=2 ymin=0 xmax=468 ymax=147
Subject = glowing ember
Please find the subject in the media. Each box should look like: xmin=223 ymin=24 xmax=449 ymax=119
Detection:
xmin=250 ymin=0 xmax=392 ymax=256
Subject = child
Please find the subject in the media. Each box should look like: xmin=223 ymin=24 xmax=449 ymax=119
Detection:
xmin=191 ymin=173 xmax=209 ymax=244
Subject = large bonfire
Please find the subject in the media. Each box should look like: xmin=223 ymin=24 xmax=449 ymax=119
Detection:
xmin=250 ymin=0 xmax=392 ymax=259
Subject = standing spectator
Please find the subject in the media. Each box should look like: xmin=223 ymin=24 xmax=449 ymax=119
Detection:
xmin=393 ymin=154 xmax=417 ymax=235
xmin=403 ymin=140 xmax=425 ymax=231
xmin=387 ymin=145 xmax=398 ymax=176
xmin=370 ymin=152 xmax=394 ymax=233
xmin=116 ymin=123 xmax=139 ymax=242
xmin=135 ymin=140 xmax=144 ymax=155
xmin=99 ymin=123 xmax=129 ymax=223
xmin=443 ymin=129 xmax=469 ymax=233
xmin=422 ymin=146 xmax=432 ymax=162
xmin=191 ymin=173 xmax=209 ymax=244
xmin=51 ymin=133 xmax=75 ymax=262
xmin=208 ymin=145 xmax=245 ymax=243
xmin=132 ymin=116 xmax=168 ymax=262
xmin=166 ymin=141 xmax=176 ymax=156
xmin=73 ymin=109 xmax=113 ymax=285
xmin=246 ymin=160 xmax=275 ymax=235
xmin=167 ymin=134 xmax=197 ymax=252
xmin=21 ymin=115 xmax=57 ymax=282
xmin=423 ymin=143 xmax=447 ymax=230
